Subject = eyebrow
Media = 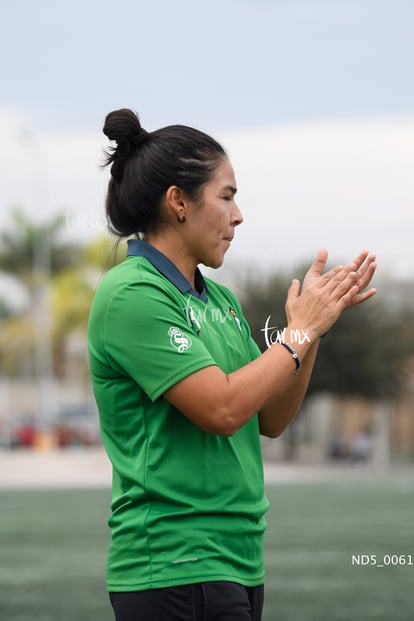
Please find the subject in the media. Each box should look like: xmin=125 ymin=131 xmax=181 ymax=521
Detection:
xmin=223 ymin=185 xmax=237 ymax=195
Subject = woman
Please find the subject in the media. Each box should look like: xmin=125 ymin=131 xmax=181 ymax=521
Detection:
xmin=88 ymin=108 xmax=376 ymax=621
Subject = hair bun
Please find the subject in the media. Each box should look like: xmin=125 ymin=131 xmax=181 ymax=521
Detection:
xmin=103 ymin=109 xmax=148 ymax=181
xmin=103 ymin=108 xmax=147 ymax=148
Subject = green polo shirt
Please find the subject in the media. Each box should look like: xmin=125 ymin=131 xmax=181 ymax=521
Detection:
xmin=88 ymin=239 xmax=269 ymax=591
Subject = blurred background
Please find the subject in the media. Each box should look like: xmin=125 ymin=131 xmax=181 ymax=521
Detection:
xmin=1 ymin=0 xmax=413 ymax=465
xmin=1 ymin=1 xmax=414 ymax=619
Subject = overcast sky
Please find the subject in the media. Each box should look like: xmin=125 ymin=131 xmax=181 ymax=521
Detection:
xmin=2 ymin=0 xmax=414 ymax=281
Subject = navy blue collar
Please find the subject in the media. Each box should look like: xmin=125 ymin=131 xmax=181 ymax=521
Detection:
xmin=127 ymin=239 xmax=207 ymax=302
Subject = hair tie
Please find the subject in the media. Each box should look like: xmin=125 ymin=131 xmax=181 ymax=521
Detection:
xmin=131 ymin=128 xmax=148 ymax=148
xmin=116 ymin=129 xmax=148 ymax=155
xmin=111 ymin=129 xmax=149 ymax=182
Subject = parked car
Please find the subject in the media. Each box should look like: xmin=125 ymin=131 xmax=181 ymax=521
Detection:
xmin=55 ymin=404 xmax=101 ymax=448
xmin=10 ymin=417 xmax=37 ymax=448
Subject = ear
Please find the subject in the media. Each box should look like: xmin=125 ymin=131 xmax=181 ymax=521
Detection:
xmin=165 ymin=185 xmax=187 ymax=220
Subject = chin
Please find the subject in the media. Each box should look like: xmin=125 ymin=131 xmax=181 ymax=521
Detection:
xmin=204 ymin=255 xmax=225 ymax=270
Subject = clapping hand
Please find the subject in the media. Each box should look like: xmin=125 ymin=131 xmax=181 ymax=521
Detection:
xmin=285 ymin=249 xmax=377 ymax=340
xmin=302 ymin=249 xmax=377 ymax=307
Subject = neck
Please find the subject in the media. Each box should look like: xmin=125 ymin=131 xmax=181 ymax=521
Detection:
xmin=144 ymin=233 xmax=198 ymax=290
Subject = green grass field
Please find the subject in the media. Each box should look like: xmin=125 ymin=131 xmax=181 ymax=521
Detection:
xmin=0 ymin=473 xmax=413 ymax=620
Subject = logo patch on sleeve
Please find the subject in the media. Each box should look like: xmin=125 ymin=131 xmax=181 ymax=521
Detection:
xmin=168 ymin=327 xmax=192 ymax=353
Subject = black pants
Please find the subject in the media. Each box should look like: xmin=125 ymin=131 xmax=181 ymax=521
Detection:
xmin=109 ymin=581 xmax=264 ymax=621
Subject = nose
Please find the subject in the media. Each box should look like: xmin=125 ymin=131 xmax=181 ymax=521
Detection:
xmin=231 ymin=201 xmax=243 ymax=227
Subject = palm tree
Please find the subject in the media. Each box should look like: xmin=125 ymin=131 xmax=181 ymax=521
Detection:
xmin=0 ymin=211 xmax=122 ymax=380
xmin=0 ymin=207 xmax=82 ymax=288
xmin=0 ymin=208 xmax=84 ymax=379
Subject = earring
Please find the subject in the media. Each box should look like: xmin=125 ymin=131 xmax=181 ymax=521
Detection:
xmin=177 ymin=213 xmax=186 ymax=223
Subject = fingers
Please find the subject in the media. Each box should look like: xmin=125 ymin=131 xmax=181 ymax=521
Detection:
xmin=331 ymin=271 xmax=359 ymax=304
xmin=347 ymin=250 xmax=376 ymax=288
xmin=308 ymin=248 xmax=329 ymax=277
xmin=285 ymin=278 xmax=301 ymax=323
xmin=347 ymin=282 xmax=378 ymax=307
xmin=288 ymin=278 xmax=301 ymax=299
xmin=338 ymin=283 xmax=361 ymax=310
xmin=321 ymin=264 xmax=357 ymax=297
xmin=351 ymin=250 xmax=370 ymax=271
xmin=352 ymin=287 xmax=378 ymax=306
xmin=337 ymin=253 xmax=377 ymax=309
xmin=301 ymin=249 xmax=329 ymax=292
xmin=355 ymin=254 xmax=377 ymax=291
xmin=285 ymin=249 xmax=377 ymax=335
xmin=320 ymin=251 xmax=376 ymax=296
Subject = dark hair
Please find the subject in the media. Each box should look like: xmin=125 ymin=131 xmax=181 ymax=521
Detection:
xmin=102 ymin=108 xmax=226 ymax=237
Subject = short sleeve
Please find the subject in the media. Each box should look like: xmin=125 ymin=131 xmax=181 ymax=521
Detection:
xmin=103 ymin=281 xmax=217 ymax=401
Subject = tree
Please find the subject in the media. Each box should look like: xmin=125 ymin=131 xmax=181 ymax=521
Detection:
xmin=0 ymin=209 xmax=85 ymax=379
xmin=0 ymin=211 xmax=124 ymax=380
xmin=0 ymin=207 xmax=82 ymax=288
xmin=51 ymin=235 xmax=125 ymax=378
xmin=307 ymin=301 xmax=413 ymax=399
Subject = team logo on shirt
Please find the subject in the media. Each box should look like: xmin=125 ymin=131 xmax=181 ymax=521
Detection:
xmin=168 ymin=327 xmax=192 ymax=353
